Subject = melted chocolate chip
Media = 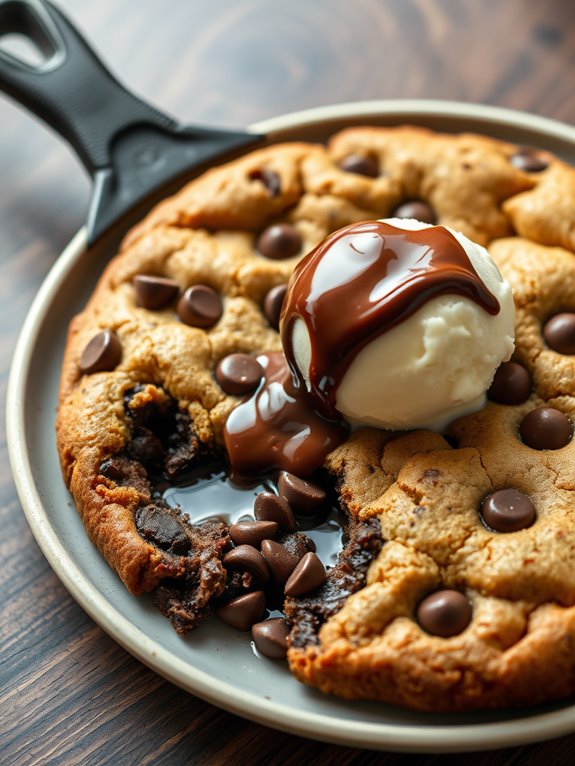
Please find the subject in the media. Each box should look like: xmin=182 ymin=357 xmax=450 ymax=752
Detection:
xmin=99 ymin=455 xmax=150 ymax=494
xmin=98 ymin=458 xmax=125 ymax=482
xmin=249 ymin=168 xmax=281 ymax=196
xmin=216 ymin=354 xmax=264 ymax=396
xmin=263 ymin=284 xmax=288 ymax=330
xmin=256 ymin=223 xmax=302 ymax=260
xmin=216 ymin=591 xmax=266 ymax=632
xmin=285 ymin=518 xmax=382 ymax=648
xmin=223 ymin=544 xmax=270 ymax=586
xmin=543 ymin=313 xmax=575 ymax=355
xmin=136 ymin=504 xmax=191 ymax=555
xmin=251 ymin=618 xmax=290 ymax=659
xmin=79 ymin=330 xmax=122 ymax=374
xmin=127 ymin=428 xmax=164 ymax=468
xmin=229 ymin=520 xmax=279 ymax=547
xmin=277 ymin=472 xmax=326 ymax=516
xmin=519 ymin=407 xmax=572 ymax=450
xmin=124 ymin=384 xmax=175 ymax=434
xmin=510 ymin=147 xmax=549 ymax=173
xmin=481 ymin=488 xmax=536 ymax=533
xmin=134 ymin=275 xmax=179 ymax=310
xmin=124 ymin=390 xmax=202 ymax=481
xmin=284 ymin=552 xmax=327 ymax=597
xmin=338 ymin=153 xmax=379 ymax=178
xmin=416 ymin=590 xmax=472 ymax=637
xmin=254 ymin=492 xmax=296 ymax=532
xmin=391 ymin=200 xmax=437 ymax=224
xmin=152 ymin=518 xmax=230 ymax=634
xmin=166 ymin=413 xmax=202 ymax=480
xmin=488 ymin=361 xmax=531 ymax=405
xmin=177 ymin=285 xmax=223 ymax=328
xmin=261 ymin=539 xmax=300 ymax=583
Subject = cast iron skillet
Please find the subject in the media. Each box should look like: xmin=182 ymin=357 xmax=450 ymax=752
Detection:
xmin=8 ymin=0 xmax=575 ymax=752
xmin=0 ymin=0 xmax=264 ymax=244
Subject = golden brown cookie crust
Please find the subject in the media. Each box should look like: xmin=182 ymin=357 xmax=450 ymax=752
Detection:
xmin=57 ymin=126 xmax=575 ymax=709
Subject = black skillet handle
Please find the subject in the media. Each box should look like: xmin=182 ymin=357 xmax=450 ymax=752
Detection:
xmin=0 ymin=0 xmax=263 ymax=243
xmin=0 ymin=0 xmax=178 ymax=174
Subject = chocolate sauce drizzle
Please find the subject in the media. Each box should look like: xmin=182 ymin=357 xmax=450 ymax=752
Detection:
xmin=224 ymin=221 xmax=499 ymax=478
xmin=223 ymin=351 xmax=348 ymax=479
xmin=280 ymin=221 xmax=500 ymax=414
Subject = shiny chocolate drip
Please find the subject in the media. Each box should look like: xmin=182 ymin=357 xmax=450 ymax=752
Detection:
xmin=280 ymin=221 xmax=500 ymax=414
xmin=223 ymin=352 xmax=349 ymax=479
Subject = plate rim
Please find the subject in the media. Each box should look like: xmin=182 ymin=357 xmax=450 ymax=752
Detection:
xmin=8 ymin=99 xmax=575 ymax=753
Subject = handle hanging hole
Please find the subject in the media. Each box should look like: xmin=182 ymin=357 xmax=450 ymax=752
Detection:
xmin=0 ymin=32 xmax=47 ymax=67
xmin=0 ymin=1 xmax=60 ymax=71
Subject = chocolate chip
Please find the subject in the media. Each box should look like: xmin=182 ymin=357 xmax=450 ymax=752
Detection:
xmin=416 ymin=590 xmax=472 ymax=637
xmin=278 ymin=531 xmax=316 ymax=558
xmin=216 ymin=353 xmax=264 ymax=396
xmin=510 ymin=147 xmax=549 ymax=173
xmin=391 ymin=200 xmax=437 ymax=225
xmin=229 ymin=520 xmax=279 ymax=547
xmin=136 ymin=505 xmax=191 ymax=555
xmin=216 ymin=591 xmax=266 ymax=631
xmin=263 ymin=284 xmax=288 ymax=330
xmin=251 ymin=618 xmax=290 ymax=659
xmin=254 ymin=492 xmax=296 ymax=532
xmin=519 ymin=407 xmax=572 ymax=450
xmin=543 ymin=313 xmax=575 ymax=355
xmin=133 ymin=275 xmax=179 ymax=310
xmin=79 ymin=330 xmax=122 ymax=374
xmin=249 ymin=168 xmax=281 ymax=196
xmin=261 ymin=539 xmax=300 ymax=583
xmin=256 ymin=223 xmax=302 ymax=260
xmin=481 ymin=488 xmax=536 ymax=533
xmin=338 ymin=154 xmax=379 ymax=178
xmin=284 ymin=552 xmax=326 ymax=597
xmin=177 ymin=285 xmax=223 ymax=328
xmin=223 ymin=544 xmax=270 ymax=586
xmin=277 ymin=472 xmax=326 ymax=516
xmin=488 ymin=361 xmax=531 ymax=405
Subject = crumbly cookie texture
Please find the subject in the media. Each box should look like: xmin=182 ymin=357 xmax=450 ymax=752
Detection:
xmin=57 ymin=126 xmax=575 ymax=709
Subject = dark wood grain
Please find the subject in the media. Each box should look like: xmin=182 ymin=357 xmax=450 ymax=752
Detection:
xmin=3 ymin=1 xmax=575 ymax=763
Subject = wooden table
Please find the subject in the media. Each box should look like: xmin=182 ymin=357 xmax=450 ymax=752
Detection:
xmin=3 ymin=1 xmax=575 ymax=763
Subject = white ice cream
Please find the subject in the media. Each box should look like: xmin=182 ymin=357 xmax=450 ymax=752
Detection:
xmin=291 ymin=218 xmax=515 ymax=431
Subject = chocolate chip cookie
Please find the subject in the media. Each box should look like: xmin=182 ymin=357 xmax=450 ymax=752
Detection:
xmin=57 ymin=126 xmax=575 ymax=710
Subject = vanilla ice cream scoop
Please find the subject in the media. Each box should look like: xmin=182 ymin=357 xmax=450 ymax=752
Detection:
xmin=280 ymin=218 xmax=515 ymax=431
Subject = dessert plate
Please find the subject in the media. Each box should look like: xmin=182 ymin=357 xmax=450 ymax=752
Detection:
xmin=8 ymin=100 xmax=575 ymax=753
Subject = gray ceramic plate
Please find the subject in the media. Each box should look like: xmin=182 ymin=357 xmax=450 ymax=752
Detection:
xmin=8 ymin=100 xmax=575 ymax=753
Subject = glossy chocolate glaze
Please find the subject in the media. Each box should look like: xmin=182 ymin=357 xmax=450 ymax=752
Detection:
xmin=223 ymin=351 xmax=349 ymax=479
xmin=280 ymin=221 xmax=500 ymax=414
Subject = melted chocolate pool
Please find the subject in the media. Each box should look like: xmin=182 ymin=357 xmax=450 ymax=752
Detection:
xmin=162 ymin=469 xmax=346 ymax=568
